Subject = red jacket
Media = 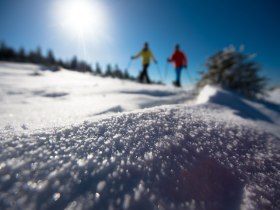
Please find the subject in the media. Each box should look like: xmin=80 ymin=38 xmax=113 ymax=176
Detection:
xmin=169 ymin=50 xmax=188 ymax=68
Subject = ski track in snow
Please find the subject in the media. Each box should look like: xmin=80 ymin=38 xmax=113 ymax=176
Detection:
xmin=0 ymin=62 xmax=280 ymax=210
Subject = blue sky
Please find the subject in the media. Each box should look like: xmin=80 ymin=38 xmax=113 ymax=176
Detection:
xmin=0 ymin=0 xmax=280 ymax=87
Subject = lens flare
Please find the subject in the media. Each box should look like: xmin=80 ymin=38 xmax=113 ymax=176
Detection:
xmin=55 ymin=0 xmax=108 ymax=40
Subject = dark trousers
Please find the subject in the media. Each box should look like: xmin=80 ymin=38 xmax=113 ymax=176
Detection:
xmin=139 ymin=64 xmax=150 ymax=83
xmin=175 ymin=67 xmax=183 ymax=86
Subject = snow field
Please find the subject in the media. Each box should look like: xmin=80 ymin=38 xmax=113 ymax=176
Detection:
xmin=0 ymin=62 xmax=193 ymax=131
xmin=0 ymin=62 xmax=280 ymax=210
xmin=1 ymin=105 xmax=279 ymax=210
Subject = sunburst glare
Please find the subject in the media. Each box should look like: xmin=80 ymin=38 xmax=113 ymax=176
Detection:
xmin=54 ymin=0 xmax=109 ymax=41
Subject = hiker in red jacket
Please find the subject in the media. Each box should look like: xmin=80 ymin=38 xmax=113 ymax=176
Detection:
xmin=167 ymin=44 xmax=188 ymax=87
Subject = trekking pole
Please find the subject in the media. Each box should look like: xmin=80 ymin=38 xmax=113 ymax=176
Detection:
xmin=155 ymin=63 xmax=163 ymax=82
xmin=164 ymin=62 xmax=169 ymax=84
xmin=122 ymin=59 xmax=132 ymax=84
xmin=126 ymin=59 xmax=132 ymax=74
xmin=186 ymin=68 xmax=193 ymax=85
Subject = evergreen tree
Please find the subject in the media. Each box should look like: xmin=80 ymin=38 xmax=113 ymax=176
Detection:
xmin=123 ymin=69 xmax=130 ymax=79
xmin=70 ymin=56 xmax=78 ymax=70
xmin=28 ymin=50 xmax=36 ymax=63
xmin=0 ymin=42 xmax=4 ymax=50
xmin=29 ymin=47 xmax=43 ymax=64
xmin=105 ymin=64 xmax=112 ymax=77
xmin=85 ymin=63 xmax=92 ymax=72
xmin=95 ymin=63 xmax=102 ymax=75
xmin=35 ymin=47 xmax=43 ymax=64
xmin=0 ymin=43 xmax=16 ymax=61
xmin=57 ymin=59 xmax=65 ymax=68
xmin=197 ymin=46 xmax=267 ymax=98
xmin=18 ymin=47 xmax=26 ymax=62
xmin=0 ymin=42 xmax=7 ymax=60
xmin=112 ymin=64 xmax=123 ymax=79
xmin=46 ymin=49 xmax=56 ymax=66
xmin=76 ymin=61 xmax=90 ymax=72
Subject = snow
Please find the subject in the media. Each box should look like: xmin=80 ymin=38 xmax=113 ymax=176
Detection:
xmin=267 ymin=86 xmax=280 ymax=104
xmin=196 ymin=85 xmax=218 ymax=104
xmin=0 ymin=62 xmax=193 ymax=131
xmin=0 ymin=62 xmax=280 ymax=210
xmin=196 ymin=85 xmax=280 ymax=137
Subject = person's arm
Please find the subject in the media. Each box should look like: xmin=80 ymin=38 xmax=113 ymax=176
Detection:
xmin=131 ymin=51 xmax=142 ymax=59
xmin=168 ymin=52 xmax=175 ymax=63
xmin=149 ymin=50 xmax=157 ymax=63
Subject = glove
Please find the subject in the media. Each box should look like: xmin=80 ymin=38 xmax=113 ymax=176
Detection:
xmin=184 ymin=65 xmax=188 ymax=69
xmin=154 ymin=60 xmax=158 ymax=64
xmin=167 ymin=58 xmax=170 ymax=62
xmin=131 ymin=56 xmax=135 ymax=59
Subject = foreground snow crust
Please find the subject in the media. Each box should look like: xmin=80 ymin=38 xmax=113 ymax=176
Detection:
xmin=0 ymin=62 xmax=280 ymax=210
xmin=1 ymin=105 xmax=280 ymax=210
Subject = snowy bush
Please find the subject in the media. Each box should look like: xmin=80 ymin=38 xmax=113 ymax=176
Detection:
xmin=197 ymin=46 xmax=267 ymax=98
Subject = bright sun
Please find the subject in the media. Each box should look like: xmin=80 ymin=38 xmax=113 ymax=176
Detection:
xmin=55 ymin=0 xmax=108 ymax=40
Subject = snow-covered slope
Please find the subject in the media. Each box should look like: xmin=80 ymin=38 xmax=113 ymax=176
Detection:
xmin=0 ymin=62 xmax=280 ymax=210
xmin=0 ymin=62 xmax=193 ymax=131
xmin=196 ymin=85 xmax=280 ymax=137
xmin=267 ymin=86 xmax=280 ymax=104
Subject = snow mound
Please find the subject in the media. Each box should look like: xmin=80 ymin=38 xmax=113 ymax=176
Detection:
xmin=1 ymin=105 xmax=279 ymax=210
xmin=267 ymin=86 xmax=280 ymax=104
xmin=196 ymin=85 xmax=280 ymax=128
xmin=196 ymin=85 xmax=219 ymax=104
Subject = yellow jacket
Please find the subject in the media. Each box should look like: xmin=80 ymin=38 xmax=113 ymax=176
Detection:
xmin=134 ymin=49 xmax=156 ymax=65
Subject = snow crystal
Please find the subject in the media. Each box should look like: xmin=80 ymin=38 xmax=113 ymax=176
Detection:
xmin=134 ymin=181 xmax=145 ymax=201
xmin=53 ymin=193 xmax=61 ymax=201
xmin=87 ymin=154 xmax=93 ymax=159
xmin=97 ymin=181 xmax=106 ymax=192
xmin=123 ymin=194 xmax=131 ymax=209
xmin=95 ymin=193 xmax=100 ymax=200
xmin=144 ymin=151 xmax=153 ymax=160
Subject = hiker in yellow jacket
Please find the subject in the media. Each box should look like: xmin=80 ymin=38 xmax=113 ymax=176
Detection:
xmin=131 ymin=42 xmax=157 ymax=83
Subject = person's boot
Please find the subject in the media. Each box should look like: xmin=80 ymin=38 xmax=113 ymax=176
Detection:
xmin=173 ymin=81 xmax=180 ymax=87
xmin=146 ymin=76 xmax=151 ymax=84
xmin=138 ymin=73 xmax=144 ymax=83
